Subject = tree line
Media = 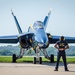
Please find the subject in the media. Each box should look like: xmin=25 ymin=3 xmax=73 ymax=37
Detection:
xmin=0 ymin=45 xmax=75 ymax=56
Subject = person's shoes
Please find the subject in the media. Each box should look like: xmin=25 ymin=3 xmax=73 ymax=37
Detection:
xmin=54 ymin=69 xmax=58 ymax=71
xmin=65 ymin=69 xmax=69 ymax=71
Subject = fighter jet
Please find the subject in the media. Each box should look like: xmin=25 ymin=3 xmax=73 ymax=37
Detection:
xmin=0 ymin=10 xmax=75 ymax=64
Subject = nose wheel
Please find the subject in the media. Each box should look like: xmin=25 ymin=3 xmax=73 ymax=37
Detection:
xmin=33 ymin=57 xmax=42 ymax=64
xmin=33 ymin=57 xmax=36 ymax=64
xmin=39 ymin=57 xmax=42 ymax=64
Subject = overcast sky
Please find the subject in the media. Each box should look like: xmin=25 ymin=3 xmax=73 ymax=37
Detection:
xmin=0 ymin=0 xmax=75 ymax=46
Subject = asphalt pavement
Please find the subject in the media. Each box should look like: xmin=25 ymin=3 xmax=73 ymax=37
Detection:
xmin=0 ymin=62 xmax=75 ymax=75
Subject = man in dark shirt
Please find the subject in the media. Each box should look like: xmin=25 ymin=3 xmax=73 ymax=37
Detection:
xmin=54 ymin=36 xmax=69 ymax=71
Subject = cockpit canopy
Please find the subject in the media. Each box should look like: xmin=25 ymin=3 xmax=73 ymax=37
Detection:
xmin=33 ymin=21 xmax=44 ymax=29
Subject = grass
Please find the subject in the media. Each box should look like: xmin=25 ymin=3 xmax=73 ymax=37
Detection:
xmin=0 ymin=56 xmax=75 ymax=63
xmin=0 ymin=56 xmax=47 ymax=62
xmin=0 ymin=56 xmax=12 ymax=62
xmin=54 ymin=57 xmax=75 ymax=63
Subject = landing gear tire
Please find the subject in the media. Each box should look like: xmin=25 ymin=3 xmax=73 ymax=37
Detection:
xmin=33 ymin=57 xmax=36 ymax=64
xmin=50 ymin=54 xmax=54 ymax=63
xmin=39 ymin=57 xmax=42 ymax=64
xmin=12 ymin=54 xmax=16 ymax=63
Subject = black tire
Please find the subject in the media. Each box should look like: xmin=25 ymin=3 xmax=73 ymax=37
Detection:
xmin=33 ymin=57 xmax=36 ymax=64
xmin=50 ymin=54 xmax=54 ymax=63
xmin=39 ymin=57 xmax=42 ymax=64
xmin=12 ymin=54 xmax=16 ymax=63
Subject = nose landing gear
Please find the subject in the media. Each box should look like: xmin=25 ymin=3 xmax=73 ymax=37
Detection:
xmin=33 ymin=57 xmax=42 ymax=64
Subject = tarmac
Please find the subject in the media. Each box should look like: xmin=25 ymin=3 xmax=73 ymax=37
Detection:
xmin=0 ymin=62 xmax=75 ymax=75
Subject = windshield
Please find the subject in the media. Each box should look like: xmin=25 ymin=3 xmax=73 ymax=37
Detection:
xmin=33 ymin=21 xmax=44 ymax=29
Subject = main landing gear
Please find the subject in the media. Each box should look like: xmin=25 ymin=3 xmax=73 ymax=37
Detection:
xmin=43 ymin=49 xmax=54 ymax=63
xmin=12 ymin=48 xmax=25 ymax=63
xmin=12 ymin=54 xmax=17 ymax=63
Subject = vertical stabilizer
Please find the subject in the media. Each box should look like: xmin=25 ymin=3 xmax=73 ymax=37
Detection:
xmin=11 ymin=10 xmax=22 ymax=34
xmin=43 ymin=10 xmax=51 ymax=30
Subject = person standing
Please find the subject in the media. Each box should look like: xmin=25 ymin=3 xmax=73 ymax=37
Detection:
xmin=54 ymin=36 xmax=69 ymax=71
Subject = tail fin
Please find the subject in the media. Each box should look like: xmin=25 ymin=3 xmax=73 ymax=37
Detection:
xmin=43 ymin=10 xmax=51 ymax=30
xmin=11 ymin=10 xmax=22 ymax=34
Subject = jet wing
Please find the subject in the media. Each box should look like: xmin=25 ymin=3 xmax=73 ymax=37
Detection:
xmin=0 ymin=35 xmax=19 ymax=43
xmin=18 ymin=32 xmax=34 ymax=37
xmin=0 ymin=32 xmax=34 ymax=44
xmin=48 ymin=34 xmax=75 ymax=44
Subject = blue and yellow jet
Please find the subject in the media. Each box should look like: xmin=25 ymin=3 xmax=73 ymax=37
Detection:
xmin=0 ymin=10 xmax=75 ymax=64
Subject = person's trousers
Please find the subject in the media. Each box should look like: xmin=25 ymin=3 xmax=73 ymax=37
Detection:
xmin=55 ymin=51 xmax=68 ymax=70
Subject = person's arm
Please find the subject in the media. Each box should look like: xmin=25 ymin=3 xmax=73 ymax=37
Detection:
xmin=55 ymin=44 xmax=64 ymax=51
xmin=65 ymin=44 xmax=69 ymax=50
xmin=54 ymin=43 xmax=68 ymax=51
xmin=54 ymin=44 xmax=59 ymax=49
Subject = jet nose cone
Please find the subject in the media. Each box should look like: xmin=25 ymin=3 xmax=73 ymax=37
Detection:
xmin=35 ymin=35 xmax=48 ymax=46
xmin=41 ymin=38 xmax=47 ymax=44
xmin=35 ymin=28 xmax=48 ymax=46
